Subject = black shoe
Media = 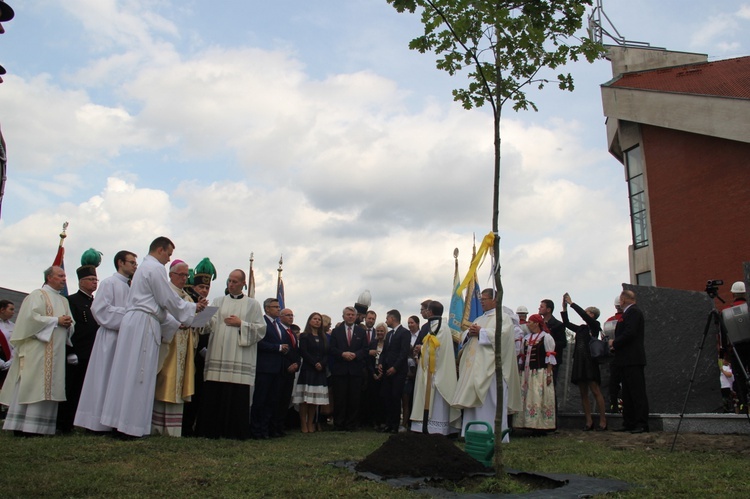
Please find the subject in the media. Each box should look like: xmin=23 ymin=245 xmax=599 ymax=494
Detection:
xmin=614 ymin=426 xmax=635 ymax=432
xmin=630 ymin=427 xmax=649 ymax=434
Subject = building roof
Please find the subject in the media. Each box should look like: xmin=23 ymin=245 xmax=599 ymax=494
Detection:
xmin=609 ymin=56 xmax=750 ymax=100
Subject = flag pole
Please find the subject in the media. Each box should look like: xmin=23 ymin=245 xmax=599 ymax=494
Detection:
xmin=53 ymin=221 xmax=69 ymax=266
xmin=461 ymin=234 xmax=478 ymax=329
xmin=276 ymin=254 xmax=285 ymax=309
xmin=247 ymin=252 xmax=256 ymax=298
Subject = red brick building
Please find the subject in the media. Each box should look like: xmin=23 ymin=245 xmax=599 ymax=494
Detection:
xmin=601 ymin=47 xmax=750 ymax=293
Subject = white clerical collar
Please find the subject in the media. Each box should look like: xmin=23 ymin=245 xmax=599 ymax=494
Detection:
xmin=484 ymin=308 xmax=496 ymax=317
xmin=42 ymin=284 xmax=61 ymax=294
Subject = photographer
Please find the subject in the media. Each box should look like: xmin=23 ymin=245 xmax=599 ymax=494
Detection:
xmin=723 ymin=281 xmax=749 ymax=414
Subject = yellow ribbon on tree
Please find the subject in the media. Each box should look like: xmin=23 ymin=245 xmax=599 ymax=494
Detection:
xmin=421 ymin=333 xmax=441 ymax=374
xmin=455 ymin=231 xmax=494 ymax=297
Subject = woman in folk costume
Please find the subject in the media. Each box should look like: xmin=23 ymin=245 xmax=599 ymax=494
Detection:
xmin=514 ymin=313 xmax=557 ymax=431
xmin=152 ymin=258 xmax=206 ymax=436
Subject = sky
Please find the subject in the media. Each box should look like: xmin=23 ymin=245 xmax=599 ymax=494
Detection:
xmin=0 ymin=0 xmax=748 ymax=324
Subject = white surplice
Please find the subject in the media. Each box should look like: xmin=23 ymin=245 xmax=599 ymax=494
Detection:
xmin=410 ymin=317 xmax=461 ymax=434
xmin=74 ymin=272 xmax=129 ymax=432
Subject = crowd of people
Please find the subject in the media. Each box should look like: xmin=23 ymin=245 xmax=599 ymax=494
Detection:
xmin=10 ymin=235 xmax=741 ymax=441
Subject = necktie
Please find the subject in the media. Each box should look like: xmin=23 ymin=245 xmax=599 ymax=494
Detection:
xmin=347 ymin=326 xmax=352 ymax=346
xmin=287 ymin=328 xmax=296 ymax=348
xmin=367 ymin=328 xmax=372 ymax=344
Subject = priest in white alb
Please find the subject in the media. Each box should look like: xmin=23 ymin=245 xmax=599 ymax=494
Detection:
xmin=74 ymin=250 xmax=137 ymax=432
xmin=409 ymin=300 xmax=461 ymax=435
xmin=100 ymin=237 xmax=207 ymax=437
xmin=0 ymin=266 xmax=74 ymax=435
xmin=452 ymin=288 xmax=522 ymax=442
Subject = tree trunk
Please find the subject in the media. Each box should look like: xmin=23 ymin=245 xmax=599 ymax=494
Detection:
xmin=492 ymin=59 xmax=505 ymax=475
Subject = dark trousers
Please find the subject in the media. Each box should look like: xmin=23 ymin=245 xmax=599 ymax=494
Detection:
xmin=381 ymin=369 xmax=407 ymax=430
xmin=57 ymin=360 xmax=88 ymax=432
xmin=271 ymin=371 xmax=296 ymax=434
xmin=608 ymin=363 xmax=622 ymax=412
xmin=620 ymin=364 xmax=649 ymax=429
xmin=250 ymin=372 xmax=281 ymax=438
xmin=362 ymin=375 xmax=384 ymax=427
xmin=183 ymin=351 xmax=206 ymax=436
xmin=331 ymin=374 xmax=362 ymax=431
xmin=198 ymin=381 xmax=250 ymax=440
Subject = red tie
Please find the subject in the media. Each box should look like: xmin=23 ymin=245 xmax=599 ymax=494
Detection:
xmin=347 ymin=326 xmax=352 ymax=346
xmin=287 ymin=328 xmax=296 ymax=348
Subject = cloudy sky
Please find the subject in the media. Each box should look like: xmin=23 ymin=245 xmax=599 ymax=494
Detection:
xmin=1 ymin=0 xmax=748 ymax=323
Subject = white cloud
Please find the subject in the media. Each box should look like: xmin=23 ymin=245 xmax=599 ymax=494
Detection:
xmin=689 ymin=4 xmax=750 ymax=53
xmin=0 ymin=0 xmax=638 ymax=325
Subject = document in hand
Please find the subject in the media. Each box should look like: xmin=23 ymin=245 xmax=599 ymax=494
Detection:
xmin=192 ymin=306 xmax=219 ymax=328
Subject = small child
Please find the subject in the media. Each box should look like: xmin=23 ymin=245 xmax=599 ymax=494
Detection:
xmin=720 ymin=356 xmax=736 ymax=413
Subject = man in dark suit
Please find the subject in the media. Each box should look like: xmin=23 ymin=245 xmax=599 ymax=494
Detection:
xmin=609 ymin=290 xmax=649 ymax=433
xmin=58 ymin=262 xmax=100 ymax=433
xmin=329 ymin=306 xmax=367 ymax=431
xmin=270 ymin=308 xmax=300 ymax=436
xmin=378 ymin=309 xmax=411 ymax=433
xmin=250 ymin=298 xmax=291 ymax=439
xmin=539 ymin=298 xmax=567 ymax=385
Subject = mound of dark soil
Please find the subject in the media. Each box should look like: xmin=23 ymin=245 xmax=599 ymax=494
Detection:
xmin=355 ymin=432 xmax=492 ymax=481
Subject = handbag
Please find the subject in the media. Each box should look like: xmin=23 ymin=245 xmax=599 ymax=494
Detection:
xmin=589 ymin=335 xmax=611 ymax=362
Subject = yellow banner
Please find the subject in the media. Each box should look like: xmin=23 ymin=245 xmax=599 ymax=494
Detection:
xmin=455 ymin=231 xmax=494 ymax=297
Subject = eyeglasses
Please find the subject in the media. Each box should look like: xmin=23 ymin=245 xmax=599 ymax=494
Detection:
xmin=171 ymin=273 xmax=189 ymax=278
xmin=282 ymin=313 xmax=294 ymax=317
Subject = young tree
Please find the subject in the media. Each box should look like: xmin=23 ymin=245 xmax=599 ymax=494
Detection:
xmin=386 ymin=0 xmax=603 ymax=473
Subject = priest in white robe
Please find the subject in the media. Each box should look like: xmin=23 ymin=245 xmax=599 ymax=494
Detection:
xmin=409 ymin=301 xmax=460 ymax=434
xmin=452 ymin=288 xmax=522 ymax=442
xmin=74 ymin=250 xmax=136 ymax=432
xmin=100 ymin=237 xmax=206 ymax=437
xmin=0 ymin=266 xmax=74 ymax=435
xmin=198 ymin=269 xmax=265 ymax=440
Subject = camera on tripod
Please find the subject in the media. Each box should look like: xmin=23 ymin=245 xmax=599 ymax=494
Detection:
xmin=706 ymin=279 xmax=724 ymax=299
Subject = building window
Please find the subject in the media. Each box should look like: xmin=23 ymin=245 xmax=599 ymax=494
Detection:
xmin=625 ymin=146 xmax=648 ymax=249
xmin=636 ymin=271 xmax=652 ymax=286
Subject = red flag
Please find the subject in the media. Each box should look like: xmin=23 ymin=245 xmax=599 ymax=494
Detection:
xmin=52 ymin=222 xmax=69 ymax=296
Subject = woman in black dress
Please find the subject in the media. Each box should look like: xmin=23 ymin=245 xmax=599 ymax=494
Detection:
xmin=292 ymin=312 xmax=329 ymax=433
xmin=562 ymin=293 xmax=607 ymax=431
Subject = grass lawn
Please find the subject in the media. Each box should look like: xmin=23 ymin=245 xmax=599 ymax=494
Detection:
xmin=1 ymin=428 xmax=748 ymax=497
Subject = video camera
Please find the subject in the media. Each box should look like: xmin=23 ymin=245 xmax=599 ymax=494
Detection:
xmin=705 ymin=279 xmax=724 ymax=299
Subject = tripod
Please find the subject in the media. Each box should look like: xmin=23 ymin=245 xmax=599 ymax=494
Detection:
xmin=671 ymin=302 xmax=750 ymax=452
